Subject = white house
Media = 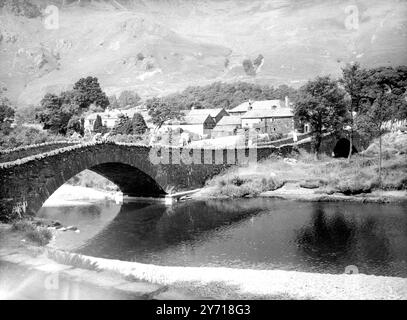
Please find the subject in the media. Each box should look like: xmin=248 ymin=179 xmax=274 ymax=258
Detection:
xmin=228 ymin=98 xmax=290 ymax=116
xmin=84 ymin=106 xmax=150 ymax=133
xmin=187 ymin=108 xmax=229 ymax=124
xmin=163 ymin=114 xmax=216 ymax=137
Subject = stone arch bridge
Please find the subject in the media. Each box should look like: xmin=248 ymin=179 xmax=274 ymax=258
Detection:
xmin=0 ymin=135 xmax=367 ymax=221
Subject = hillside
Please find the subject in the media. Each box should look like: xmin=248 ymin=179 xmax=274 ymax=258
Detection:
xmin=0 ymin=0 xmax=406 ymax=107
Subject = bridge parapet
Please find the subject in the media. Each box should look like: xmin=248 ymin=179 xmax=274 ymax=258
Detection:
xmin=0 ymin=141 xmax=81 ymax=163
xmin=0 ymin=141 xmax=298 ymax=221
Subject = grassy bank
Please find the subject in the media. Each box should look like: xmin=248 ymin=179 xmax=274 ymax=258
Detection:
xmin=202 ymin=132 xmax=407 ymax=199
xmin=0 ymin=220 xmax=53 ymax=247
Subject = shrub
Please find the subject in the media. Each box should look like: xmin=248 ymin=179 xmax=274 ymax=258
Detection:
xmin=0 ymin=127 xmax=57 ymax=150
xmin=207 ymin=174 xmax=283 ymax=198
xmin=11 ymin=220 xmax=35 ymax=232
xmin=11 ymin=219 xmax=53 ymax=245
xmin=25 ymin=228 xmax=53 ymax=246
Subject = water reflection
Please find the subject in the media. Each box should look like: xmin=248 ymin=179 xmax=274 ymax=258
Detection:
xmin=296 ymin=206 xmax=355 ymax=261
xmin=76 ymin=200 xmax=265 ymax=260
xmin=40 ymin=199 xmax=407 ymax=277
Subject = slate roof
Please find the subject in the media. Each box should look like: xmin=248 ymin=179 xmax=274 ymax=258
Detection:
xmin=187 ymin=108 xmax=226 ymax=118
xmin=230 ymin=100 xmax=285 ymax=113
xmin=241 ymin=108 xmax=294 ymax=119
xmin=215 ymin=116 xmax=242 ymax=126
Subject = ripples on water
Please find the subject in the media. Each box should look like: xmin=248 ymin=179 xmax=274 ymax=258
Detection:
xmin=38 ymin=199 xmax=407 ymax=277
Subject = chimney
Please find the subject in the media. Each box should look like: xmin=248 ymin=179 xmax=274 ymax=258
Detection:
xmin=285 ymin=96 xmax=289 ymax=108
xmin=248 ymin=99 xmax=253 ymax=110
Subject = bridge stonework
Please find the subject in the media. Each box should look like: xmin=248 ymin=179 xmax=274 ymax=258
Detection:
xmin=0 ymin=143 xmax=289 ymax=221
xmin=0 ymin=133 xmax=366 ymax=221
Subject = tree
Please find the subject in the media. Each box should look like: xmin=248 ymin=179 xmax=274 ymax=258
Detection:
xmin=108 ymin=95 xmax=120 ymax=109
xmin=72 ymin=76 xmax=109 ymax=110
xmin=146 ymin=97 xmax=182 ymax=129
xmin=341 ymin=63 xmax=366 ymax=160
xmin=93 ymin=114 xmax=104 ymax=133
xmin=118 ymin=90 xmax=141 ymax=109
xmin=37 ymin=93 xmax=80 ymax=135
xmin=242 ymin=59 xmax=256 ymax=76
xmin=67 ymin=115 xmax=84 ymax=136
xmin=0 ymin=96 xmax=15 ymax=133
xmin=132 ymin=113 xmax=148 ymax=134
xmin=294 ymin=76 xmax=347 ymax=159
xmin=355 ymin=66 xmax=407 ymax=186
xmin=112 ymin=114 xmax=132 ymax=135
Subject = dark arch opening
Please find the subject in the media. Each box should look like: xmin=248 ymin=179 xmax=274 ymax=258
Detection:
xmin=333 ymin=138 xmax=358 ymax=158
xmin=90 ymin=162 xmax=165 ymax=197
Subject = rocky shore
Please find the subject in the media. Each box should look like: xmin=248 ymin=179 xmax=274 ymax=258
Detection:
xmin=259 ymin=182 xmax=407 ymax=203
xmin=1 ymin=243 xmax=406 ymax=300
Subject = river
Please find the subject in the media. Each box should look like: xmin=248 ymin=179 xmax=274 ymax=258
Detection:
xmin=38 ymin=198 xmax=407 ymax=278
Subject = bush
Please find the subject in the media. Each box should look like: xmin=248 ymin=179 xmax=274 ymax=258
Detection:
xmin=208 ymin=174 xmax=283 ymax=198
xmin=11 ymin=220 xmax=53 ymax=246
xmin=11 ymin=220 xmax=35 ymax=232
xmin=25 ymin=228 xmax=53 ymax=246
xmin=0 ymin=126 xmax=59 ymax=149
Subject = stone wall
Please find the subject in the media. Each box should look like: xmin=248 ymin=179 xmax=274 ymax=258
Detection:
xmin=269 ymin=118 xmax=294 ymax=135
xmin=0 ymin=142 xmax=79 ymax=163
xmin=2 ymin=143 xmax=283 ymax=221
xmin=0 ymin=136 xmax=360 ymax=221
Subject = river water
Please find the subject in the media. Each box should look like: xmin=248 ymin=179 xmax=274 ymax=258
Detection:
xmin=38 ymin=199 xmax=407 ymax=277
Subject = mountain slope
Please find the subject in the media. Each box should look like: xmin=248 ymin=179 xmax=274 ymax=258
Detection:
xmin=0 ymin=0 xmax=406 ymax=107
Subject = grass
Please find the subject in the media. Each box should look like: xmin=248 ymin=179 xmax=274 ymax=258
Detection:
xmin=205 ymin=171 xmax=284 ymax=198
xmin=204 ymin=132 xmax=407 ymax=198
xmin=11 ymin=220 xmax=53 ymax=246
xmin=46 ymin=250 xmax=101 ymax=272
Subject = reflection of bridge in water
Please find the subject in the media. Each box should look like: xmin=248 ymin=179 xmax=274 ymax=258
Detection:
xmin=73 ymin=200 xmax=404 ymax=277
xmin=76 ymin=200 xmax=268 ymax=261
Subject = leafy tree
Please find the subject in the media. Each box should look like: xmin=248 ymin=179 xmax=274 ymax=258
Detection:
xmin=0 ymin=92 xmax=15 ymax=133
xmin=108 ymin=95 xmax=120 ymax=109
xmin=274 ymin=84 xmax=298 ymax=100
xmin=152 ymin=81 xmax=296 ymax=111
xmin=341 ymin=63 xmax=366 ymax=159
xmin=355 ymin=66 xmax=407 ymax=185
xmin=72 ymin=76 xmax=109 ymax=110
xmin=67 ymin=115 xmax=84 ymax=136
xmin=294 ymin=76 xmax=347 ymax=159
xmin=93 ymin=114 xmax=104 ymax=133
xmin=132 ymin=113 xmax=148 ymax=134
xmin=0 ymin=127 xmax=52 ymax=149
xmin=146 ymin=97 xmax=183 ymax=129
xmin=118 ymin=90 xmax=141 ymax=109
xmin=112 ymin=114 xmax=132 ymax=135
xmin=37 ymin=94 xmax=80 ymax=135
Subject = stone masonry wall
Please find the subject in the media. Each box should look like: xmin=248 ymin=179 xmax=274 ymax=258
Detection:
xmin=0 ymin=138 xmax=351 ymax=222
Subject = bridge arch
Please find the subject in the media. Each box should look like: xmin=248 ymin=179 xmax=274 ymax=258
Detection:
xmin=0 ymin=143 xmax=237 ymax=221
xmin=333 ymin=138 xmax=358 ymax=158
xmin=0 ymin=144 xmax=168 ymax=219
